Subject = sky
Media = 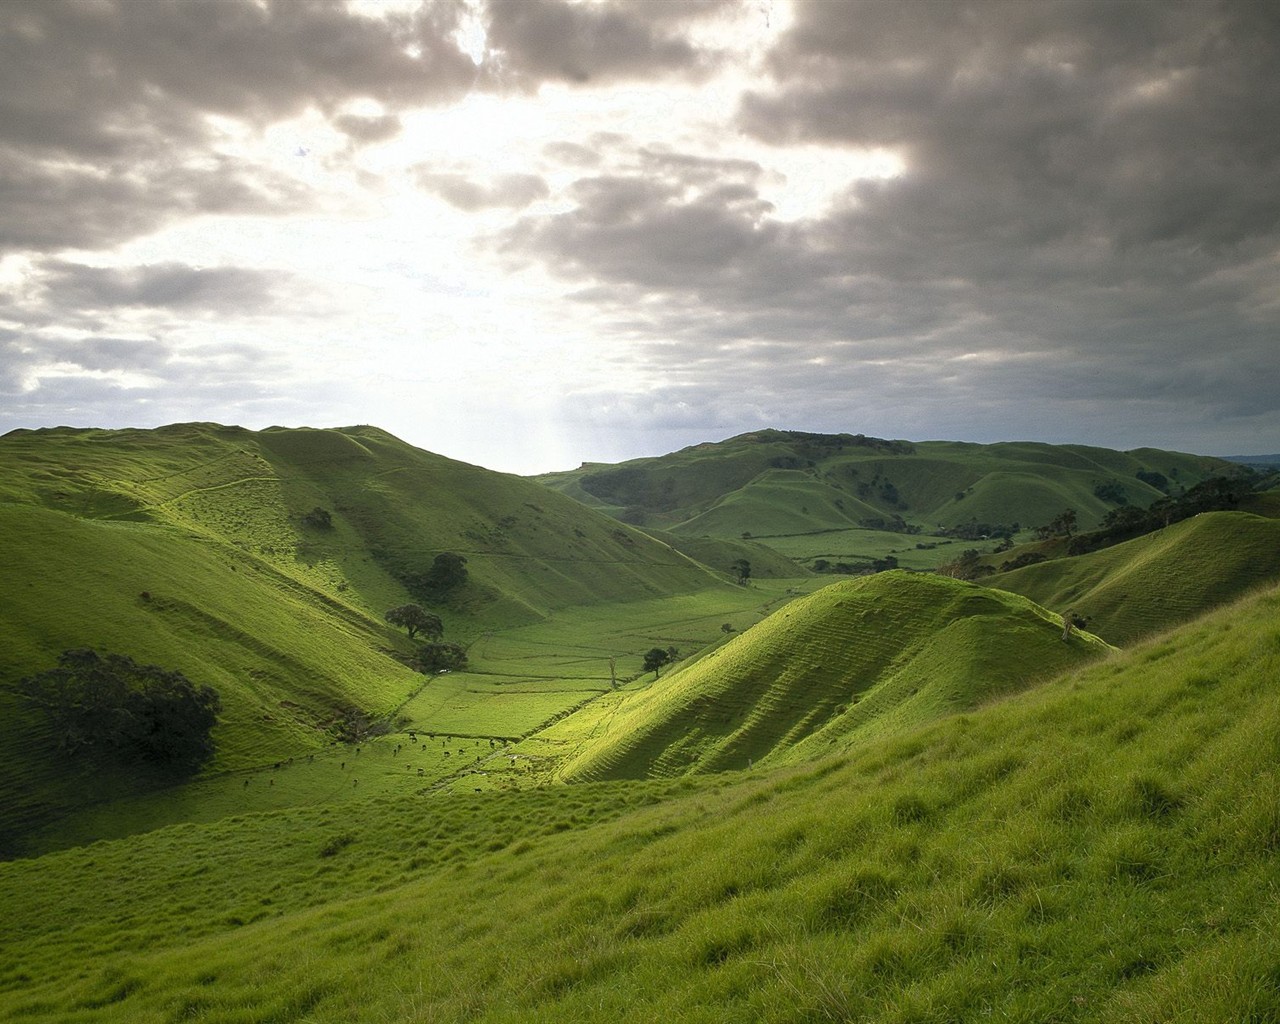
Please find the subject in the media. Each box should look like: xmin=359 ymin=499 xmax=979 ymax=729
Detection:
xmin=2 ymin=0 xmax=1278 ymax=474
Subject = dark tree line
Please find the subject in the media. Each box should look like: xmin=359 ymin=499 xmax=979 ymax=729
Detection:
xmin=20 ymin=649 xmax=221 ymax=770
xmin=1067 ymin=475 xmax=1252 ymax=556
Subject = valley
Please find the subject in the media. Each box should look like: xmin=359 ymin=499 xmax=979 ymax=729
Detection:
xmin=2 ymin=423 xmax=1278 ymax=1022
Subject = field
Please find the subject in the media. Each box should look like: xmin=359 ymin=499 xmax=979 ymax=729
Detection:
xmin=2 ymin=583 xmax=1278 ymax=1022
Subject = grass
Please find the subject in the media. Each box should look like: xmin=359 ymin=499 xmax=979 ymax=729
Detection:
xmin=988 ymin=510 xmax=1280 ymax=645
xmin=538 ymin=432 xmax=1235 ymax=555
xmin=4 ymin=422 xmax=1277 ymax=1020
xmin=553 ymin=571 xmax=1111 ymax=781
xmin=1 ymin=582 xmax=1277 ymax=1022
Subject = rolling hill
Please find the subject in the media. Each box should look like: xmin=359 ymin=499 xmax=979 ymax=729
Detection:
xmin=557 ymin=571 xmax=1111 ymax=782
xmin=537 ymin=430 xmax=1240 ymax=567
xmin=985 ymin=510 xmax=1280 ymax=646
xmin=0 ymin=423 xmax=735 ymax=854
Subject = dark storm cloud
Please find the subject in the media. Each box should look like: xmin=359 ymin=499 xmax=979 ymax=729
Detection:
xmin=333 ymin=113 xmax=404 ymax=145
xmin=416 ymin=171 xmax=550 ymax=210
xmin=0 ymin=0 xmax=478 ymax=253
xmin=500 ymin=0 xmax=1280 ymax=450
xmin=482 ymin=0 xmax=723 ymax=87
xmin=37 ymin=261 xmax=284 ymax=314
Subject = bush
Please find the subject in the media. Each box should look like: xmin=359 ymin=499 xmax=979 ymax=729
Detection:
xmin=301 ymin=506 xmax=333 ymax=529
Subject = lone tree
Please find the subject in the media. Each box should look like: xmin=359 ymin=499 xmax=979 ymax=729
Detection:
xmin=730 ymin=559 xmax=751 ymax=585
xmin=19 ymin=649 xmax=221 ymax=770
xmin=416 ymin=642 xmax=468 ymax=674
xmin=643 ymin=646 xmax=679 ymax=679
xmin=385 ymin=604 xmax=443 ymax=642
xmin=407 ymin=552 xmax=469 ymax=603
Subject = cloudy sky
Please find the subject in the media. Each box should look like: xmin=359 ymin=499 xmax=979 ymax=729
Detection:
xmin=2 ymin=0 xmax=1277 ymax=473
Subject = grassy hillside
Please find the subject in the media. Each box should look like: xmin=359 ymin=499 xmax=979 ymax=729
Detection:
xmin=2 ymin=583 xmax=1277 ymax=1023
xmin=556 ymin=572 xmax=1111 ymax=782
xmin=537 ymin=430 xmax=1238 ymax=570
xmin=0 ymin=424 xmax=737 ymax=854
xmin=0 ymin=423 xmax=724 ymax=627
xmin=987 ymin=511 xmax=1280 ymax=646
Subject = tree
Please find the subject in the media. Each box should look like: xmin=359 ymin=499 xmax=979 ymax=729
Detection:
xmin=385 ymin=604 xmax=443 ymax=641
xmin=643 ymin=647 xmax=672 ymax=679
xmin=407 ymin=552 xmax=469 ymax=602
xmin=19 ymin=649 xmax=221 ymax=770
xmin=416 ymin=642 xmax=468 ymax=674
xmin=1034 ymin=509 xmax=1077 ymax=540
xmin=730 ymin=559 xmax=751 ymax=585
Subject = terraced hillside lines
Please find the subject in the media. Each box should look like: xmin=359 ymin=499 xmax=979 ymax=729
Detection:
xmin=559 ymin=572 xmax=1111 ymax=782
xmin=988 ymin=510 xmax=1280 ymax=646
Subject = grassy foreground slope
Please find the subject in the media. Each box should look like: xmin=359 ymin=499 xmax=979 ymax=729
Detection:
xmin=558 ymin=572 xmax=1111 ymax=782
xmin=2 ymin=585 xmax=1277 ymax=1023
xmin=988 ymin=511 xmax=1280 ymax=646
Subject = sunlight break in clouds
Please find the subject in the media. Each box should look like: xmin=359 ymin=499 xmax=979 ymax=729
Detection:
xmin=1 ymin=0 xmax=1277 ymax=471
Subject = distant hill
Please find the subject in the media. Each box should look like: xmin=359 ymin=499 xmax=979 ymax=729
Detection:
xmin=985 ymin=510 xmax=1280 ymax=646
xmin=536 ymin=430 xmax=1239 ymax=569
xmin=1223 ymin=453 xmax=1280 ymax=468
xmin=0 ymin=423 xmax=730 ymax=853
xmin=558 ymin=571 xmax=1110 ymax=781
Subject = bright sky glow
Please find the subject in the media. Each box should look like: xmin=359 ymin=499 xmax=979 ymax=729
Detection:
xmin=1 ymin=0 xmax=1277 ymax=472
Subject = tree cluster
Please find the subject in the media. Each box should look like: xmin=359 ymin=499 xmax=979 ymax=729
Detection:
xmin=385 ymin=603 xmax=467 ymax=674
xmin=20 ymin=649 xmax=221 ymax=770
xmin=812 ymin=555 xmax=898 ymax=576
xmin=934 ymin=521 xmax=1018 ymax=542
xmin=1067 ymin=475 xmax=1251 ymax=556
xmin=1033 ymin=509 xmax=1078 ymax=540
xmin=300 ymin=506 xmax=333 ymax=529
xmin=385 ymin=604 xmax=442 ymax=641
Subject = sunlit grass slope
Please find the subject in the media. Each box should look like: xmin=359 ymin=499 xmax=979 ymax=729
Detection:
xmin=536 ymin=430 xmax=1236 ymax=567
xmin=557 ymin=571 xmax=1110 ymax=782
xmin=988 ymin=510 xmax=1280 ymax=646
xmin=2 ymin=586 xmax=1277 ymax=1023
xmin=0 ymin=423 xmax=731 ymax=853
xmin=1 ymin=423 xmax=724 ymax=629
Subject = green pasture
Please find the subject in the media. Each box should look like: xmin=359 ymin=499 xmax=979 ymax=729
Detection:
xmin=2 ymin=584 xmax=1278 ymax=1022
xmin=749 ymin=526 xmax=976 ymax=569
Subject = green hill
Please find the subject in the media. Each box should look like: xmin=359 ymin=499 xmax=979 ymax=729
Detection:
xmin=537 ymin=430 xmax=1238 ymax=569
xmin=557 ymin=571 xmax=1111 ymax=781
xmin=2 ymin=583 xmax=1276 ymax=1022
xmin=985 ymin=510 xmax=1280 ymax=646
xmin=0 ymin=424 xmax=732 ymax=854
